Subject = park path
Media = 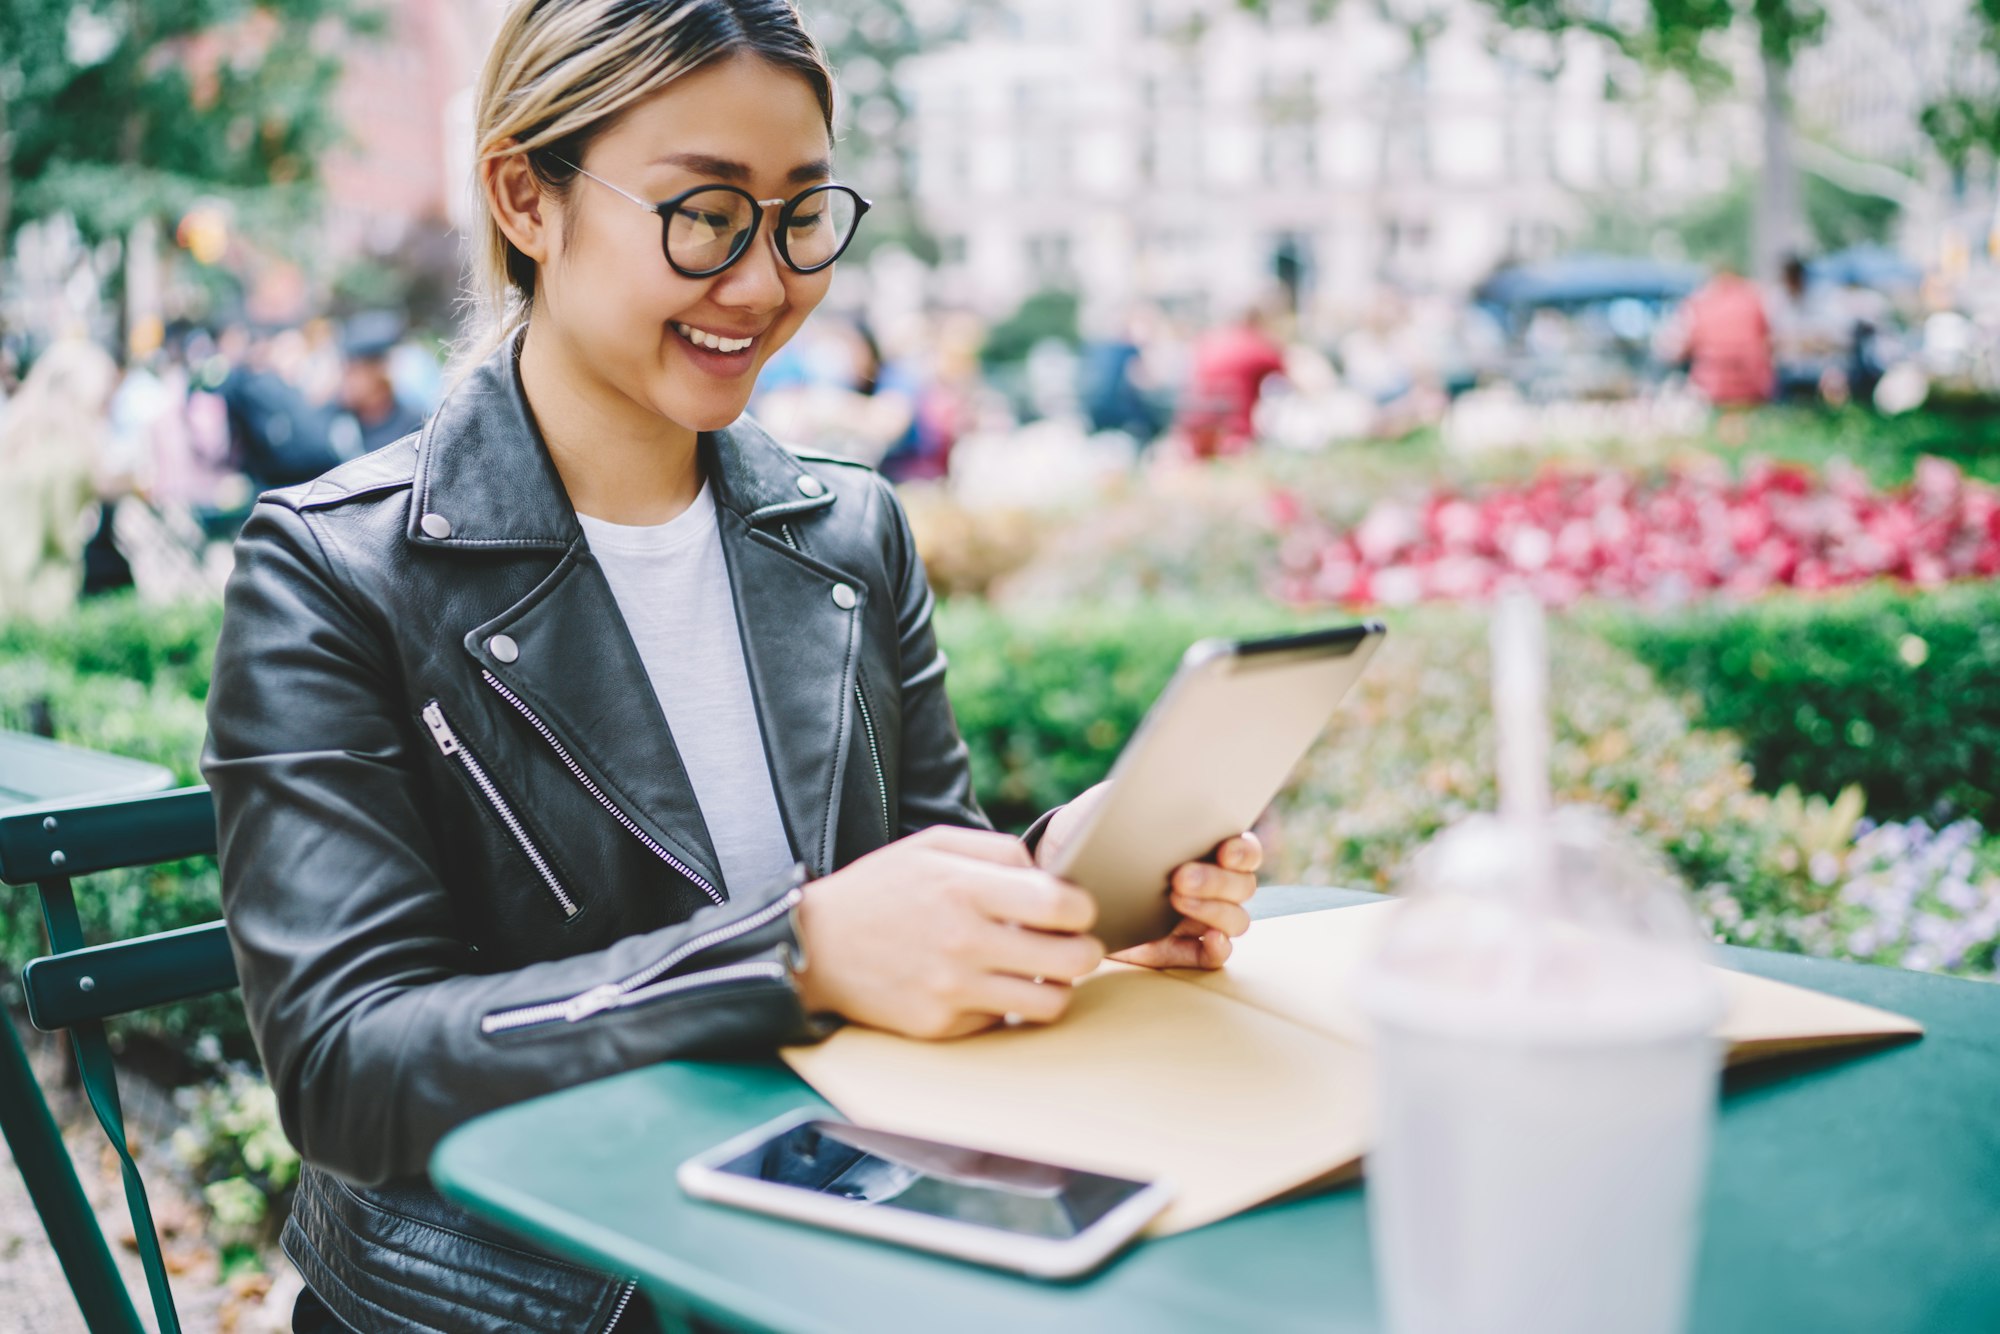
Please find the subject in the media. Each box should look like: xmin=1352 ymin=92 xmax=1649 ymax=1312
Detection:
xmin=0 ymin=1031 xmax=298 ymax=1333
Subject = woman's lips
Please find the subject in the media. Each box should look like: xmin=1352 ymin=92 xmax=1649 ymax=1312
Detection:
xmin=671 ymin=324 xmax=758 ymax=378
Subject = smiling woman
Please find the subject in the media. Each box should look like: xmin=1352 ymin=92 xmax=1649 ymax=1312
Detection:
xmin=202 ymin=3 xmax=1261 ymax=1332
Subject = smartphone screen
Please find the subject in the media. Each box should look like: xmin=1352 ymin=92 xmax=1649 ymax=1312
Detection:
xmin=712 ymin=1119 xmax=1153 ymax=1240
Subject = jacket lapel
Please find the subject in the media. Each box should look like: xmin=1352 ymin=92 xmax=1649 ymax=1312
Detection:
xmin=466 ymin=546 xmax=726 ymax=896
xmin=714 ymin=506 xmax=860 ymax=878
xmin=412 ymin=331 xmax=859 ymax=887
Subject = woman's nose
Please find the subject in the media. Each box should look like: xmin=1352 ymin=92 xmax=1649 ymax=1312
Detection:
xmin=711 ymin=227 xmax=788 ymax=313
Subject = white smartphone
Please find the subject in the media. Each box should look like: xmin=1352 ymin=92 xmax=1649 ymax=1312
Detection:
xmin=676 ymin=1109 xmax=1173 ymax=1278
xmin=1047 ymin=621 xmax=1387 ymax=952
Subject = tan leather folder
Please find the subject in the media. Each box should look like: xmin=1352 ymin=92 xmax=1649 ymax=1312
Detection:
xmin=782 ymin=902 xmax=1923 ymax=1236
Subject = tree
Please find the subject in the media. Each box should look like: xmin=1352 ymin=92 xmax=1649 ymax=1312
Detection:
xmin=2 ymin=0 xmax=378 ymax=336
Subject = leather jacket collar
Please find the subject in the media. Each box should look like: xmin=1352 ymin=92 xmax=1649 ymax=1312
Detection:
xmin=398 ymin=327 xmax=865 ymax=890
xmin=406 ymin=326 xmax=835 ymax=552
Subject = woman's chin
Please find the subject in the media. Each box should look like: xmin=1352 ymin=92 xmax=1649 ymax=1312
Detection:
xmin=656 ymin=389 xmax=753 ymax=433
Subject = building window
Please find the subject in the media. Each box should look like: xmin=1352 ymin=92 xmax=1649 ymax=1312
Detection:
xmin=1027 ymin=232 xmax=1074 ymax=283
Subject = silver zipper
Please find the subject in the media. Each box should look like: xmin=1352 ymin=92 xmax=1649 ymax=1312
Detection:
xmin=854 ymin=682 xmax=890 ymax=835
xmin=777 ymin=522 xmax=800 ymax=549
xmin=602 ymin=1280 xmax=637 ymax=1333
xmin=480 ymin=670 xmax=724 ymax=907
xmin=480 ymin=886 xmax=802 ymax=1034
xmin=423 ymin=701 xmax=578 ymax=919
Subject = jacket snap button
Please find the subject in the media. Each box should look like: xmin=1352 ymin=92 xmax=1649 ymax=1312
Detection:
xmin=420 ymin=512 xmax=452 ymax=539
xmin=796 ymin=475 xmax=826 ymax=497
xmin=488 ymin=634 xmax=519 ymax=663
xmin=831 ymin=584 xmax=857 ymax=610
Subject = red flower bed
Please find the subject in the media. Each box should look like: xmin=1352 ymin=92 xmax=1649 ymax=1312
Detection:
xmin=1272 ymin=456 xmax=2000 ymax=607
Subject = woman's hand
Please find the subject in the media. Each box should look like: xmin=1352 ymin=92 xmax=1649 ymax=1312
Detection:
xmin=792 ymin=826 xmax=1105 ymax=1039
xmin=1035 ymin=782 xmax=1262 ymax=970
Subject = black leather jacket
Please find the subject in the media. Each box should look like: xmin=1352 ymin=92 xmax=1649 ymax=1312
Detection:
xmin=203 ymin=330 xmax=989 ymax=1331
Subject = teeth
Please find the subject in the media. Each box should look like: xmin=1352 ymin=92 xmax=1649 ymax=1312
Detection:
xmin=675 ymin=323 xmax=753 ymax=353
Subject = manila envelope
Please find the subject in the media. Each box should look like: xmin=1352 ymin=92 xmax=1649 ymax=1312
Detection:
xmin=783 ymin=902 xmax=1922 ymax=1236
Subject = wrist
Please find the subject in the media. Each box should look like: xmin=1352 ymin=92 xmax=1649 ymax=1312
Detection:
xmin=787 ymin=884 xmax=833 ymax=1016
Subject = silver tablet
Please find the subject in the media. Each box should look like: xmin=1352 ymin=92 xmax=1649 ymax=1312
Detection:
xmin=1046 ymin=622 xmax=1387 ymax=953
xmin=677 ymin=1109 xmax=1173 ymax=1278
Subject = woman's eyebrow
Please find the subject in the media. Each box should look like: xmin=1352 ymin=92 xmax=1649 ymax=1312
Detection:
xmin=653 ymin=152 xmax=833 ymax=184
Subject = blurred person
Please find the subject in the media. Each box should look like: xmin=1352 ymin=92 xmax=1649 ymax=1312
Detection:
xmin=751 ymin=316 xmax=912 ymax=463
xmin=1177 ymin=302 xmax=1287 ymax=457
xmin=145 ymin=325 xmax=240 ymax=513
xmin=1770 ymin=255 xmax=1849 ymax=403
xmin=202 ymin=5 xmax=1263 ymax=1332
xmin=0 ymin=339 xmax=120 ymax=619
xmin=881 ymin=310 xmax=985 ymax=481
xmin=327 ymin=311 xmax=426 ymax=459
xmin=1667 ymin=263 xmax=1774 ymax=412
xmin=1079 ymin=304 xmax=1167 ymax=444
xmin=217 ymin=323 xmax=344 ymax=488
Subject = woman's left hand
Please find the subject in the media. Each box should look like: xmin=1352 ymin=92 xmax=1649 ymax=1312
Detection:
xmin=1033 ymin=783 xmax=1262 ymax=970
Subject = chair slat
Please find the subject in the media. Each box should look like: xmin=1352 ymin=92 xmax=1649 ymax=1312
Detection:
xmin=0 ymin=787 xmax=215 ymax=884
xmin=21 ymin=922 xmax=239 ymax=1031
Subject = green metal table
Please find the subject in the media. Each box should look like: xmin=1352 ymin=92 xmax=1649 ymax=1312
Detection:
xmin=432 ymin=887 xmax=2000 ymax=1333
xmin=1 ymin=730 xmax=177 ymax=1332
xmin=0 ymin=731 xmax=174 ymax=812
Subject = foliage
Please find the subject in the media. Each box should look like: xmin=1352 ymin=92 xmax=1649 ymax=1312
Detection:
xmin=1599 ymin=580 xmax=2000 ymax=826
xmin=0 ymin=595 xmax=240 ymax=1051
xmin=1668 ymin=170 xmax=1903 ymax=273
xmin=171 ymin=1063 xmax=300 ymax=1276
xmin=1 ymin=0 xmax=380 ymax=244
xmin=981 ymin=289 xmax=1082 ymax=367
xmin=1705 ymin=403 xmax=2000 ymax=488
xmin=900 ymin=483 xmax=1044 ymax=598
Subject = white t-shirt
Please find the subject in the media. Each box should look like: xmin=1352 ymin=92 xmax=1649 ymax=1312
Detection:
xmin=576 ymin=483 xmax=796 ymax=896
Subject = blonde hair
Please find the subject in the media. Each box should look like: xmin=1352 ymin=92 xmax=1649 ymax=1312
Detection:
xmin=456 ymin=0 xmax=834 ymax=376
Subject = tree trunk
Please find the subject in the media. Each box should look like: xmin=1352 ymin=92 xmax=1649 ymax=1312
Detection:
xmin=1753 ymin=43 xmax=1805 ymax=282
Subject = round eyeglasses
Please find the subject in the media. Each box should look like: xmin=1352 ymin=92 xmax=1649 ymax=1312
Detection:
xmin=558 ymin=158 xmax=871 ymax=278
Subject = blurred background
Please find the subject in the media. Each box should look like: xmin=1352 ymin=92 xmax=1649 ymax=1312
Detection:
xmin=4 ymin=2 xmax=2000 ymax=1326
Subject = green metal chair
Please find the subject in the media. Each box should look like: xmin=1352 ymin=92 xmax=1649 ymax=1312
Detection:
xmin=0 ymin=786 xmax=238 ymax=1334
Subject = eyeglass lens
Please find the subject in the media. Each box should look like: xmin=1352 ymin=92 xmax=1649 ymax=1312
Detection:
xmin=665 ymin=186 xmax=860 ymax=275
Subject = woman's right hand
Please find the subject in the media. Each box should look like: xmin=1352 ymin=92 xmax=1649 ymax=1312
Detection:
xmin=791 ymin=826 xmax=1104 ymax=1039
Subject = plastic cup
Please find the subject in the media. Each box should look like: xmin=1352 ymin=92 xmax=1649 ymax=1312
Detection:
xmin=1363 ymin=941 xmax=1722 ymax=1334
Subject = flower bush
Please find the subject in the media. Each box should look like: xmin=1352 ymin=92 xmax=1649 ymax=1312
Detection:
xmin=1271 ymin=456 xmax=2000 ymax=608
xmin=1701 ymin=817 xmax=2000 ymax=977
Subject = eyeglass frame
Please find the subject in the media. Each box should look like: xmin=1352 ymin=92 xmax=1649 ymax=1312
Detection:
xmin=554 ymin=157 xmax=872 ymax=278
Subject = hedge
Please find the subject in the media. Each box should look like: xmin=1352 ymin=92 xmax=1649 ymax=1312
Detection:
xmin=1601 ymin=580 xmax=2000 ymax=825
xmin=6 ymin=588 xmax=1996 ymax=1059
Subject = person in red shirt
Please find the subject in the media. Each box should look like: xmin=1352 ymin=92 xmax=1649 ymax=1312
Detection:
xmin=1178 ymin=305 xmax=1288 ymax=457
xmin=1672 ymin=265 xmax=1775 ymax=409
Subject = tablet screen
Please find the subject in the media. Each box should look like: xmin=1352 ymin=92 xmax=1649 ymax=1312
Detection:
xmin=712 ymin=1119 xmax=1151 ymax=1239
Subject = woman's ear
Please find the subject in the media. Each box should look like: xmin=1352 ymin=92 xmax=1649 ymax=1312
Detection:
xmin=483 ymin=141 xmax=555 ymax=265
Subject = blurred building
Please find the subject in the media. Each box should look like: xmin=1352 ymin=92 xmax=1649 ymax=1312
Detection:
xmin=900 ymin=0 xmax=1752 ymax=329
xmin=322 ymin=0 xmax=498 ymax=255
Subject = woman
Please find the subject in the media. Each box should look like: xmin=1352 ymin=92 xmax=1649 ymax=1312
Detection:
xmin=204 ymin=3 xmax=1261 ymax=1330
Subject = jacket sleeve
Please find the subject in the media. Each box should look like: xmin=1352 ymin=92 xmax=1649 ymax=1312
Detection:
xmin=204 ymin=499 xmax=826 ymax=1187
xmin=872 ymin=473 xmax=991 ymax=837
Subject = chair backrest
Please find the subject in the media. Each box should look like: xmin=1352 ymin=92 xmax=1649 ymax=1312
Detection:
xmin=0 ymin=785 xmax=234 ymax=1334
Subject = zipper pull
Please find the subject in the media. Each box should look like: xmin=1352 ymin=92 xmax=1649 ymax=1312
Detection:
xmin=562 ymin=983 xmax=624 ymax=1023
xmin=422 ymin=701 xmax=460 ymax=757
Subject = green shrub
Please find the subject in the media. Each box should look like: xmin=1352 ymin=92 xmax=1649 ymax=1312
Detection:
xmin=1600 ymin=581 xmax=2000 ymax=825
